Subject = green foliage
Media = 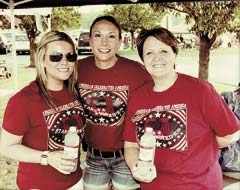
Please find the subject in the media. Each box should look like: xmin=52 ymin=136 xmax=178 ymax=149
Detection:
xmin=189 ymin=2 xmax=237 ymax=38
xmin=151 ymin=2 xmax=239 ymax=39
xmin=104 ymin=4 xmax=165 ymax=33
xmin=103 ymin=4 xmax=165 ymax=50
xmin=80 ymin=11 xmax=104 ymax=30
xmin=51 ymin=7 xmax=81 ymax=31
xmin=0 ymin=16 xmax=11 ymax=29
xmin=16 ymin=15 xmax=40 ymax=40
xmin=229 ymin=4 xmax=240 ymax=39
xmin=150 ymin=2 xmax=240 ymax=80
xmin=1 ymin=7 xmax=82 ymax=67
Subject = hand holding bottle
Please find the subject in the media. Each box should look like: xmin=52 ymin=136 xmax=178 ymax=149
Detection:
xmin=132 ymin=163 xmax=157 ymax=183
xmin=64 ymin=126 xmax=80 ymax=173
xmin=47 ymin=151 xmax=77 ymax=175
xmin=133 ymin=127 xmax=156 ymax=182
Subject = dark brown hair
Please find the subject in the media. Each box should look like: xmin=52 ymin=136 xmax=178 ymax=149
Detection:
xmin=89 ymin=15 xmax=122 ymax=40
xmin=136 ymin=27 xmax=179 ymax=61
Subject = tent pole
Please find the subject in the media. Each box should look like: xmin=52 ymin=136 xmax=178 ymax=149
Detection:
xmin=10 ymin=0 xmax=18 ymax=91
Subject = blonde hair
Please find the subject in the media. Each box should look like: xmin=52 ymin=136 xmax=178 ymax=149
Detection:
xmin=35 ymin=31 xmax=78 ymax=109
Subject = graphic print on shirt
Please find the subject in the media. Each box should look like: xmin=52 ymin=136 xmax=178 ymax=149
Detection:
xmin=43 ymin=100 xmax=85 ymax=151
xmin=132 ymin=103 xmax=188 ymax=152
xmin=79 ymin=83 xmax=128 ymax=127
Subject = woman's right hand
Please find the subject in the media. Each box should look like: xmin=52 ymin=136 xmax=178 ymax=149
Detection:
xmin=47 ymin=151 xmax=77 ymax=175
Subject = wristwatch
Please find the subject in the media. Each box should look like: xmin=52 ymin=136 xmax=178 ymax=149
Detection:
xmin=40 ymin=151 xmax=49 ymax=166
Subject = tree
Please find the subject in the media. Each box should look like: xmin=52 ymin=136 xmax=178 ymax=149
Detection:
xmin=104 ymin=4 xmax=165 ymax=50
xmin=0 ymin=7 xmax=81 ymax=67
xmin=150 ymin=2 xmax=239 ymax=80
xmin=229 ymin=5 xmax=240 ymax=40
xmin=0 ymin=15 xmax=11 ymax=29
xmin=17 ymin=15 xmax=48 ymax=67
xmin=51 ymin=7 xmax=81 ymax=30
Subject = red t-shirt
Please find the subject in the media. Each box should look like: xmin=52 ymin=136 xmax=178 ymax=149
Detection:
xmin=123 ymin=73 xmax=240 ymax=190
xmin=2 ymin=81 xmax=85 ymax=190
xmin=77 ymin=55 xmax=151 ymax=151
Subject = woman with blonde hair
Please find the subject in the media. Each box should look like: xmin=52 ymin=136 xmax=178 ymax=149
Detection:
xmin=0 ymin=31 xmax=85 ymax=190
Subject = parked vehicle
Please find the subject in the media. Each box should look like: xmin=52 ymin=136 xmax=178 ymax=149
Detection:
xmin=15 ymin=34 xmax=30 ymax=55
xmin=0 ymin=35 xmax=7 ymax=54
xmin=0 ymin=60 xmax=11 ymax=78
xmin=2 ymin=32 xmax=12 ymax=52
xmin=77 ymin=32 xmax=92 ymax=55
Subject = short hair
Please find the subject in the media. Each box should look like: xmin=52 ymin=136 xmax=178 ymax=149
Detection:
xmin=136 ymin=27 xmax=179 ymax=62
xmin=89 ymin=15 xmax=122 ymax=40
xmin=35 ymin=31 xmax=78 ymax=108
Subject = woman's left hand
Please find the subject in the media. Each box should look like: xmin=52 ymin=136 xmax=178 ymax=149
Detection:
xmin=131 ymin=164 xmax=157 ymax=183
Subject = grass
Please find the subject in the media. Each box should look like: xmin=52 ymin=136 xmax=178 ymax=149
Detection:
xmin=119 ymin=45 xmax=239 ymax=58
xmin=119 ymin=46 xmax=239 ymax=92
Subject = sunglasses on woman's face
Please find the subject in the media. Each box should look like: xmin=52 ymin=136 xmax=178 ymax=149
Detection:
xmin=46 ymin=52 xmax=78 ymax=62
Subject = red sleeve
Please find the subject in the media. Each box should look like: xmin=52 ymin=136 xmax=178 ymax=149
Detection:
xmin=2 ymin=94 xmax=30 ymax=135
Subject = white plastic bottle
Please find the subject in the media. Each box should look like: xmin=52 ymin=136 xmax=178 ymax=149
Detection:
xmin=137 ymin=127 xmax=156 ymax=176
xmin=64 ymin=126 xmax=80 ymax=173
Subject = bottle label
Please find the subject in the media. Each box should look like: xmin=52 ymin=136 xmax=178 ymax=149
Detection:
xmin=64 ymin=145 xmax=79 ymax=159
xmin=139 ymin=145 xmax=154 ymax=162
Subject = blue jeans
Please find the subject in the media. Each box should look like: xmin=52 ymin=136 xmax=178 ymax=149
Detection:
xmin=83 ymin=148 xmax=140 ymax=190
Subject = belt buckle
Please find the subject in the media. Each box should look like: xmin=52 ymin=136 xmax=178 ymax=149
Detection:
xmin=100 ymin=150 xmax=116 ymax=159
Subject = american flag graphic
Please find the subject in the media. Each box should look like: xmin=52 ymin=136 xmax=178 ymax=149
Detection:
xmin=43 ymin=101 xmax=85 ymax=151
xmin=79 ymin=84 xmax=129 ymax=127
xmin=132 ymin=104 xmax=188 ymax=152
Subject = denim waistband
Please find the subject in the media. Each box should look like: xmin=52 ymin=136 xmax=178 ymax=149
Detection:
xmin=87 ymin=146 xmax=124 ymax=159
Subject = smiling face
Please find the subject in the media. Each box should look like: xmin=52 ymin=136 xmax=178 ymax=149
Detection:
xmin=89 ymin=20 xmax=122 ymax=68
xmin=43 ymin=40 xmax=76 ymax=90
xmin=143 ymin=36 xmax=176 ymax=80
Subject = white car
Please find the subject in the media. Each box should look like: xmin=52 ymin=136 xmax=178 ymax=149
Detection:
xmin=15 ymin=34 xmax=30 ymax=55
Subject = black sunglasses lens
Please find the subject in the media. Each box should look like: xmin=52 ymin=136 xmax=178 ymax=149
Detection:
xmin=49 ymin=54 xmax=63 ymax=62
xmin=66 ymin=53 xmax=77 ymax=62
xmin=49 ymin=53 xmax=77 ymax=62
